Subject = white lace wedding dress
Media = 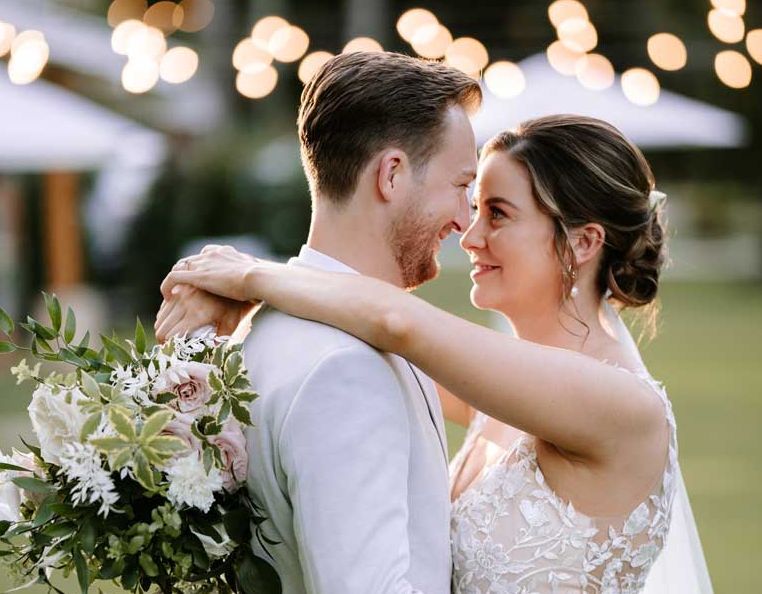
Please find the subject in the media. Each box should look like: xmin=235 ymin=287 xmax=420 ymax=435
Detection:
xmin=449 ymin=368 xmax=678 ymax=594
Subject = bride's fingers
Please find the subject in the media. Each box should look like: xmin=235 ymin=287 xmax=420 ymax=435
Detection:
xmin=160 ymin=271 xmax=201 ymax=300
xmin=155 ymin=304 xmax=187 ymax=343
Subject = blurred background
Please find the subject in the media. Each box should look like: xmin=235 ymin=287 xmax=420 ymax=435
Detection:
xmin=0 ymin=0 xmax=760 ymax=591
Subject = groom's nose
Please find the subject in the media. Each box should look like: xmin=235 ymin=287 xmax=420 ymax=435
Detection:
xmin=452 ymin=194 xmax=471 ymax=233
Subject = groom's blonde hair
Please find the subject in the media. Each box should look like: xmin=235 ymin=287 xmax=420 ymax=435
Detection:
xmin=298 ymin=51 xmax=482 ymax=205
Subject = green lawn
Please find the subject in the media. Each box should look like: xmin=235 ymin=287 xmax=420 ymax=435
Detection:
xmin=1 ymin=279 xmax=760 ymax=592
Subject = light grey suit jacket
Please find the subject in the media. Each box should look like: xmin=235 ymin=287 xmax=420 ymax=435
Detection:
xmin=243 ymin=246 xmax=451 ymax=594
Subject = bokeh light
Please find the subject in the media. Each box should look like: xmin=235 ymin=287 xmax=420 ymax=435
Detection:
xmin=546 ymin=39 xmax=585 ymax=76
xmin=298 ymin=51 xmax=334 ymax=83
xmin=746 ymin=29 xmax=762 ymax=65
xmin=396 ymin=8 xmax=438 ymax=43
xmin=268 ymin=25 xmax=309 ymax=63
xmin=159 ymin=46 xmax=198 ymax=83
xmin=233 ymin=38 xmax=272 ymax=71
xmin=708 ymin=9 xmax=745 ymax=44
xmin=126 ymin=25 xmax=167 ymax=62
xmin=178 ymin=0 xmax=215 ymax=33
xmin=575 ymin=53 xmax=615 ymax=90
xmin=710 ymin=0 xmax=746 ymax=16
xmin=445 ymin=37 xmax=489 ymax=76
xmin=715 ymin=50 xmax=752 ymax=88
xmin=621 ymin=67 xmax=660 ymax=106
xmin=484 ymin=61 xmax=526 ymax=99
xmin=111 ymin=19 xmax=146 ymax=55
xmin=251 ymin=16 xmax=289 ymax=50
xmin=557 ymin=17 xmax=598 ymax=53
xmin=236 ymin=66 xmax=278 ymax=99
xmin=411 ymin=23 xmax=452 ymax=59
xmin=107 ymin=0 xmax=147 ymax=28
xmin=122 ymin=56 xmax=160 ymax=93
xmin=548 ymin=0 xmax=589 ymax=29
xmin=343 ymin=37 xmax=383 ymax=53
xmin=0 ymin=21 xmax=16 ymax=57
xmin=143 ymin=1 xmax=184 ymax=36
xmin=8 ymin=34 xmax=49 ymax=85
xmin=647 ymin=33 xmax=688 ymax=71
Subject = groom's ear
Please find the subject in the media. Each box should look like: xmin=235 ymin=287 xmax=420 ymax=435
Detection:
xmin=377 ymin=149 xmax=412 ymax=203
xmin=570 ymin=223 xmax=606 ymax=266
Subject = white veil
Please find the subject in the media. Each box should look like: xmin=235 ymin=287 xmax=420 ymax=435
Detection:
xmin=603 ymin=301 xmax=714 ymax=594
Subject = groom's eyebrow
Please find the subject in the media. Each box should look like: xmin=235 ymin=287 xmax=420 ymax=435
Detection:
xmin=459 ymin=168 xmax=477 ymax=181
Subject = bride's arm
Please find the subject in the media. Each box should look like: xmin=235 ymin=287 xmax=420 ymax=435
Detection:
xmin=161 ymin=253 xmax=664 ymax=461
xmin=436 ymin=384 xmax=473 ymax=428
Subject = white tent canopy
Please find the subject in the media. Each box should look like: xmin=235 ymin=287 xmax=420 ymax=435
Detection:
xmin=471 ymin=54 xmax=750 ymax=149
xmin=0 ymin=63 xmax=166 ymax=172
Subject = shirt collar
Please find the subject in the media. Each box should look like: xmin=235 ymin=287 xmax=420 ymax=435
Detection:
xmin=291 ymin=245 xmax=360 ymax=275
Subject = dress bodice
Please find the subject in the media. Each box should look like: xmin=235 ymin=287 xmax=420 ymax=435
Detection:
xmin=449 ymin=370 xmax=678 ymax=594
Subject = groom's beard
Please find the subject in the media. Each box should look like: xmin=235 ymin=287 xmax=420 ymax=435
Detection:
xmin=388 ymin=200 xmax=441 ymax=290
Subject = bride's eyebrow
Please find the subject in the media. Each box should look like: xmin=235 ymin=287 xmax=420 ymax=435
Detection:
xmin=485 ymin=196 xmax=519 ymax=211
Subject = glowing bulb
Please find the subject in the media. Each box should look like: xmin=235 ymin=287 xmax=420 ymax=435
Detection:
xmin=396 ymin=8 xmax=438 ymax=43
xmin=112 ymin=19 xmax=146 ymax=55
xmin=107 ymin=0 xmax=147 ymax=28
xmin=252 ymin=16 xmax=290 ymax=50
xmin=710 ymin=0 xmax=745 ymax=16
xmin=557 ymin=17 xmax=598 ymax=53
xmin=575 ymin=53 xmax=615 ymax=90
xmin=122 ymin=56 xmax=160 ymax=93
xmin=178 ymin=0 xmax=215 ymax=33
xmin=126 ymin=25 xmax=166 ymax=61
xmin=0 ymin=21 xmax=17 ymax=57
xmin=298 ymin=51 xmax=334 ymax=83
xmin=269 ymin=25 xmax=309 ymax=63
xmin=236 ymin=66 xmax=278 ymax=99
xmin=708 ymin=9 xmax=745 ymax=44
xmin=233 ymin=38 xmax=272 ymax=71
xmin=548 ymin=0 xmax=589 ymax=28
xmin=647 ymin=33 xmax=687 ymax=71
xmin=8 ymin=39 xmax=49 ymax=85
xmin=343 ymin=37 xmax=383 ymax=53
xmin=445 ymin=37 xmax=489 ymax=76
xmin=411 ymin=23 xmax=452 ymax=59
xmin=715 ymin=50 xmax=752 ymax=88
xmin=143 ymin=1 xmax=184 ymax=35
xmin=746 ymin=30 xmax=762 ymax=65
xmin=621 ymin=68 xmax=660 ymax=106
xmin=11 ymin=30 xmax=45 ymax=54
xmin=546 ymin=39 xmax=585 ymax=76
xmin=484 ymin=61 xmax=526 ymax=99
xmin=159 ymin=46 xmax=198 ymax=83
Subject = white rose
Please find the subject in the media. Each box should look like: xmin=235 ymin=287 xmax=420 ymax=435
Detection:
xmin=28 ymin=385 xmax=89 ymax=466
xmin=0 ymin=459 xmax=22 ymax=522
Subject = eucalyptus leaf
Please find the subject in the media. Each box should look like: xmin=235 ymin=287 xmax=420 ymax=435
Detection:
xmin=43 ymin=292 xmax=62 ymax=333
xmin=0 ymin=462 xmax=33 ymax=473
xmin=80 ymin=412 xmax=102 ymax=442
xmin=134 ymin=317 xmax=146 ymax=355
xmin=101 ymin=335 xmax=133 ymax=365
xmin=0 ymin=341 xmax=17 ymax=354
xmin=11 ymin=476 xmax=54 ymax=494
xmin=0 ymin=307 xmax=14 ymax=335
xmin=80 ymin=371 xmax=101 ymax=400
xmin=80 ymin=516 xmax=97 ymax=555
xmin=72 ymin=547 xmax=89 ymax=594
xmin=64 ymin=306 xmax=76 ymax=343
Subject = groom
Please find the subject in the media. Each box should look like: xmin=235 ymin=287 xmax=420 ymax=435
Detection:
xmin=156 ymin=52 xmax=481 ymax=593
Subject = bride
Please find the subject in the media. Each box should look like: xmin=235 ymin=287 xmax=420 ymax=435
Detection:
xmin=156 ymin=115 xmax=711 ymax=593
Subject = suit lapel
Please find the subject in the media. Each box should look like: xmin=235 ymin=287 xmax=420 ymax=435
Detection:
xmin=404 ymin=361 xmax=449 ymax=464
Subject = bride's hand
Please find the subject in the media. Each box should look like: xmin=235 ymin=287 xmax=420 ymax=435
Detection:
xmin=160 ymin=245 xmax=260 ymax=302
xmin=154 ymin=285 xmax=255 ymax=343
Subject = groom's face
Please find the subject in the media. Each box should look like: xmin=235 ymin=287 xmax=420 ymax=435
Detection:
xmin=388 ymin=106 xmax=477 ymax=289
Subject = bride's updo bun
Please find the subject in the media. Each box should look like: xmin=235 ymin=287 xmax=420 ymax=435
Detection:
xmin=481 ymin=115 xmax=667 ymax=312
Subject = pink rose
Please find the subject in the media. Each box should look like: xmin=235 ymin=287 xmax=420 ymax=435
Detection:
xmin=208 ymin=421 xmax=248 ymax=493
xmin=153 ymin=361 xmax=215 ymax=413
xmin=161 ymin=413 xmax=201 ymax=454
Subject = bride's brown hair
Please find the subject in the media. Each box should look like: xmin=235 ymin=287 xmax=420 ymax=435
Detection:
xmin=482 ymin=115 xmax=667 ymax=333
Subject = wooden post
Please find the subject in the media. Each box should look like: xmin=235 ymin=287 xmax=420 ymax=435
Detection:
xmin=42 ymin=171 xmax=83 ymax=290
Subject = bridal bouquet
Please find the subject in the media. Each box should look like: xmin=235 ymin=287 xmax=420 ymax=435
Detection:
xmin=0 ymin=295 xmax=280 ymax=594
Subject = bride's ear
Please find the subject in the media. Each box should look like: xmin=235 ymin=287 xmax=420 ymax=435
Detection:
xmin=570 ymin=223 xmax=606 ymax=266
xmin=377 ymin=149 xmax=412 ymax=203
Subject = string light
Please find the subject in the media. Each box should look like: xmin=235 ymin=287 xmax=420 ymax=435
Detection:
xmin=298 ymin=51 xmax=334 ymax=83
xmin=411 ymin=23 xmax=452 ymax=59
xmin=0 ymin=21 xmax=15 ymax=57
xmin=710 ymin=0 xmax=745 ymax=17
xmin=557 ymin=17 xmax=597 ymax=53
xmin=647 ymin=33 xmax=687 ymax=71
xmin=445 ymin=37 xmax=489 ymax=76
xmin=621 ymin=68 xmax=660 ymax=106
xmin=746 ymin=29 xmax=762 ymax=65
xmin=396 ymin=8 xmax=438 ymax=43
xmin=107 ymin=0 xmax=147 ymax=28
xmin=160 ymin=46 xmax=198 ymax=83
xmin=484 ymin=61 xmax=526 ymax=98
xmin=178 ymin=0 xmax=215 ymax=33
xmin=233 ymin=38 xmax=272 ymax=71
xmin=112 ymin=19 xmax=146 ymax=55
xmin=143 ymin=1 xmax=184 ymax=36
xmin=251 ymin=16 xmax=289 ymax=51
xmin=343 ymin=37 xmax=383 ymax=53
xmin=546 ymin=39 xmax=585 ymax=76
xmin=715 ymin=50 xmax=752 ymax=88
xmin=8 ymin=31 xmax=49 ymax=85
xmin=236 ymin=65 xmax=278 ymax=98
xmin=268 ymin=25 xmax=309 ymax=63
xmin=575 ymin=53 xmax=615 ymax=90
xmin=708 ymin=9 xmax=745 ymax=44
xmin=126 ymin=24 xmax=167 ymax=62
xmin=547 ymin=0 xmax=589 ymax=29
xmin=122 ymin=55 xmax=160 ymax=93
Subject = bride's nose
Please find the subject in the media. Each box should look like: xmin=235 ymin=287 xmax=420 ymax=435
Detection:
xmin=460 ymin=217 xmax=486 ymax=252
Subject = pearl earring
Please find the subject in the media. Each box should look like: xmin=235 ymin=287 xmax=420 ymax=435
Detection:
xmin=568 ymin=266 xmax=579 ymax=299
xmin=570 ymin=285 xmax=579 ymax=299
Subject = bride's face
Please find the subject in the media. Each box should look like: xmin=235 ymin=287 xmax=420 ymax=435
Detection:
xmin=460 ymin=151 xmax=564 ymax=316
